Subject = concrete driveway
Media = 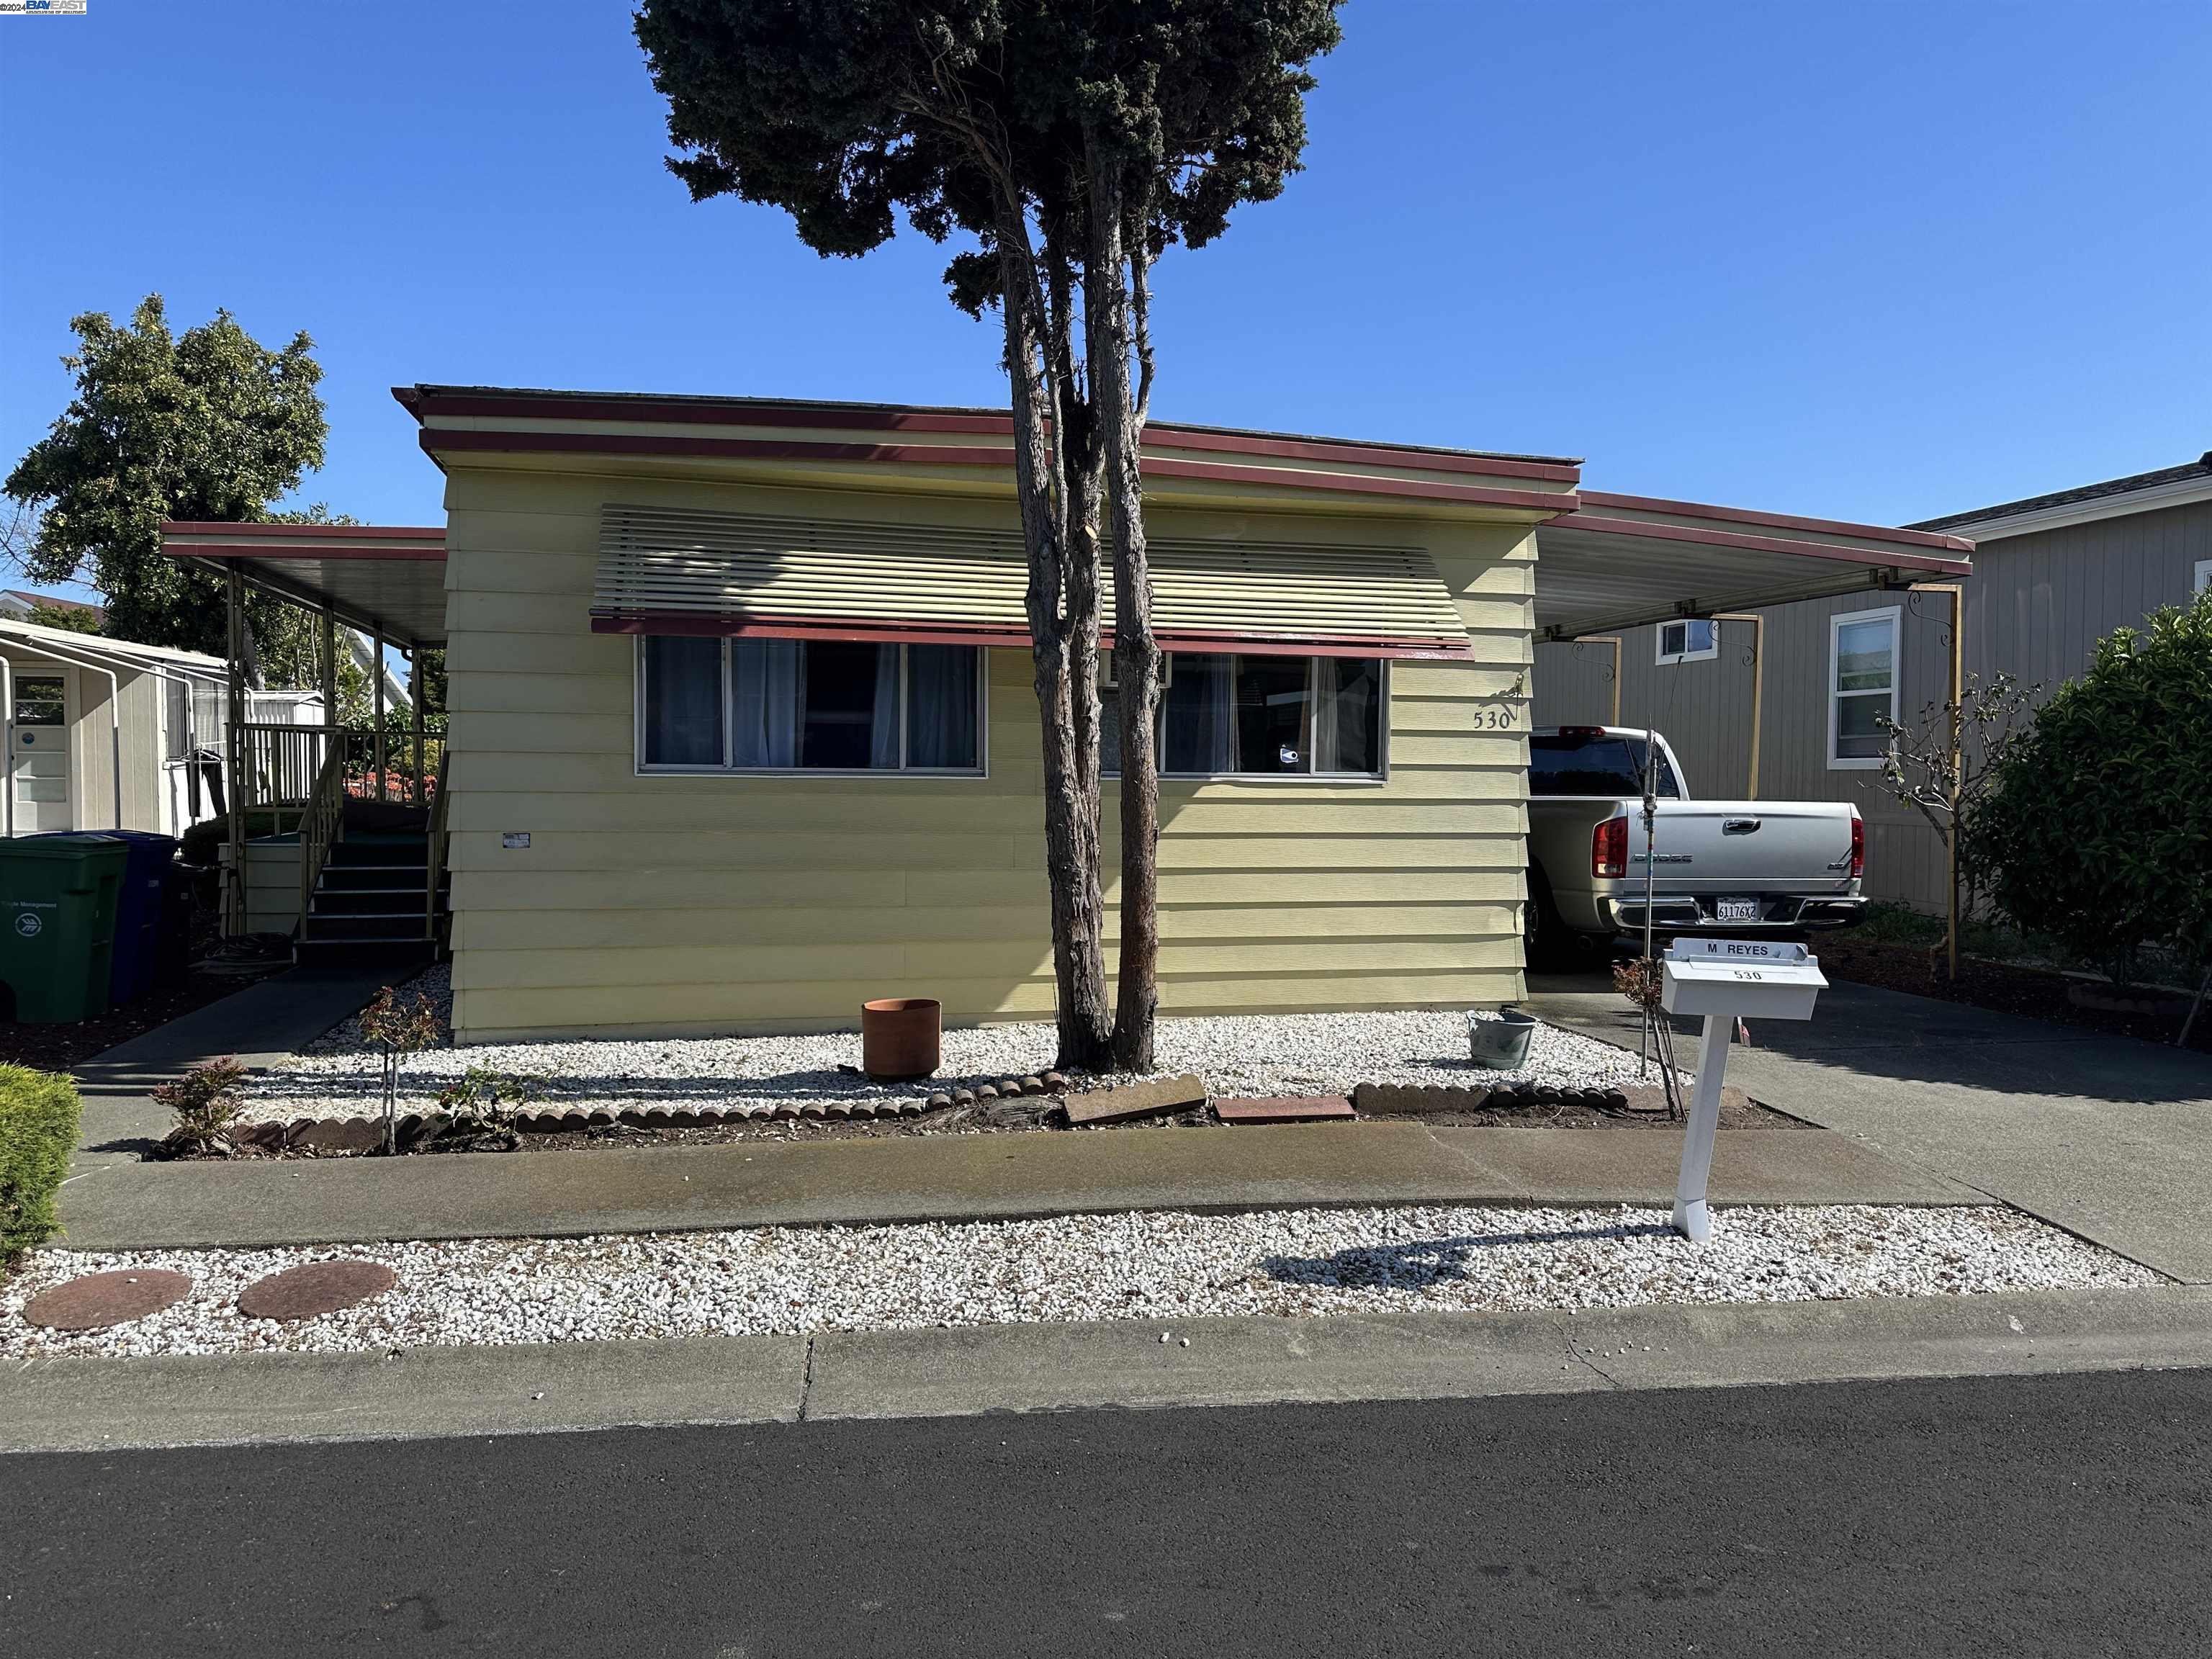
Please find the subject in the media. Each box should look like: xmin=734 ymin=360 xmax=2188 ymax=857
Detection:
xmin=1525 ymin=969 xmax=2212 ymax=1284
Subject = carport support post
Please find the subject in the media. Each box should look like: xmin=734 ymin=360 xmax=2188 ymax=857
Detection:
xmin=1944 ymin=587 xmax=1963 ymax=981
xmin=1671 ymin=1012 xmax=1732 ymax=1242
xmin=224 ymin=569 xmax=248 ymax=938
xmin=317 ymin=603 xmax=336 ymax=729
xmin=372 ymin=626 xmax=387 ymax=804
xmin=409 ymin=647 xmax=425 ymax=805
xmin=1711 ymin=612 xmax=1765 ymax=799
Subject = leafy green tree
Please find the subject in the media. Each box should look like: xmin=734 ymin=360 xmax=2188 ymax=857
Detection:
xmin=1964 ymin=593 xmax=2212 ymax=987
xmin=24 ymin=601 xmax=103 ymax=635
xmin=636 ymin=0 xmax=1341 ymax=1069
xmin=252 ymin=505 xmax=378 ymax=719
xmin=3 ymin=295 xmax=327 ymax=660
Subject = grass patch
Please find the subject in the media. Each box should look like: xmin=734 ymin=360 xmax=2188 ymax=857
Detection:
xmin=1 ymin=1065 xmax=81 ymax=1267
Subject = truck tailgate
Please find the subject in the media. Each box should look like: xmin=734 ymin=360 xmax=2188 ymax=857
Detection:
xmin=1636 ymin=802 xmax=1857 ymax=895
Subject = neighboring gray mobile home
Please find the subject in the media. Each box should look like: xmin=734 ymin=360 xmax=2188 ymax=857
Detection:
xmin=1533 ymin=454 xmax=2212 ymax=912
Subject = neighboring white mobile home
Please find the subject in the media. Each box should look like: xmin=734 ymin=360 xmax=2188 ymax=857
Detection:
xmin=0 ymin=620 xmax=231 ymax=839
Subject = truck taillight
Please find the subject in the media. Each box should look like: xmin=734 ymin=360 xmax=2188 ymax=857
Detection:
xmin=1593 ymin=814 xmax=1629 ymax=879
xmin=1850 ymin=814 xmax=1864 ymax=880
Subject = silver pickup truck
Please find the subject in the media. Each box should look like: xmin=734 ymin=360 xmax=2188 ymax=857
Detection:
xmin=1524 ymin=725 xmax=1865 ymax=967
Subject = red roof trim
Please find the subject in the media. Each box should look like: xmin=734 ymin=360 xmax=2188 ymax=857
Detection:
xmin=423 ymin=428 xmax=1575 ymax=514
xmin=591 ymin=611 xmax=1470 ymax=660
xmin=1547 ymin=513 xmax=1968 ymax=574
xmin=422 ymin=428 xmax=1016 ymax=470
xmin=162 ymin=544 xmax=447 ymax=562
xmin=162 ymin=521 xmax=446 ymax=542
xmin=1574 ymin=491 xmax=1972 ymax=554
xmin=1138 ymin=454 xmax=1572 ymax=514
xmin=397 ymin=388 xmax=1579 ymax=484
xmin=1148 ymin=427 xmax=1578 ymax=484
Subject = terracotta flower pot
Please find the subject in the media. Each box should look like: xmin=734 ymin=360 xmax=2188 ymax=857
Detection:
xmin=862 ymin=997 xmax=942 ymax=1082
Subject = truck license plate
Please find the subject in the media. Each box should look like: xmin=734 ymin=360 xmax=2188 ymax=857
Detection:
xmin=1715 ymin=899 xmax=1761 ymax=922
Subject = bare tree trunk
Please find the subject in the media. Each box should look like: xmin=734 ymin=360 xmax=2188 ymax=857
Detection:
xmin=1088 ymin=163 xmax=1162 ymax=1072
xmin=998 ymin=236 xmax=1113 ymax=1071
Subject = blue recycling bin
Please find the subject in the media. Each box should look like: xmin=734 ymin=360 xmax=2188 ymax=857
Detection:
xmin=35 ymin=830 xmax=178 ymax=1005
xmin=157 ymin=863 xmax=195 ymax=986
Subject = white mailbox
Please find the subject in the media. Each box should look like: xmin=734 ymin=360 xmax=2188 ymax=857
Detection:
xmin=1661 ymin=938 xmax=1826 ymax=1022
xmin=1660 ymin=938 xmax=1827 ymax=1243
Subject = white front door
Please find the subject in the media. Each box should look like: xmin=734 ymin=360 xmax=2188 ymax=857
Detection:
xmin=11 ymin=673 xmax=71 ymax=832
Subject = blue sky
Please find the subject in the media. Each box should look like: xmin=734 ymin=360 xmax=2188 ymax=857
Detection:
xmin=4 ymin=1 xmax=2210 ymax=608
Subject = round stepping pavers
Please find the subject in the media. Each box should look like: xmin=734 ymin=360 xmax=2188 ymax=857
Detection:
xmin=22 ymin=1269 xmax=193 ymax=1331
xmin=236 ymin=1259 xmax=397 ymax=1322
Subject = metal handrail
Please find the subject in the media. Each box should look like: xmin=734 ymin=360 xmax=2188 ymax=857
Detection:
xmin=423 ymin=742 xmax=452 ymax=948
xmin=238 ymin=721 xmax=339 ymax=822
xmin=295 ymin=730 xmax=354 ymax=930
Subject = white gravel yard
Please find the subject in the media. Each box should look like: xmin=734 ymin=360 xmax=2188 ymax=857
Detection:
xmin=242 ymin=961 xmax=1650 ymax=1124
xmin=3 ymin=1204 xmax=2158 ymax=1359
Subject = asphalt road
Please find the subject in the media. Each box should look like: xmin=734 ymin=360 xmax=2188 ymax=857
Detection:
xmin=6 ymin=1369 xmax=2209 ymax=1657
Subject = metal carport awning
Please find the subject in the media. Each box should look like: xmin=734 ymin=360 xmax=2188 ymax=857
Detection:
xmin=590 ymin=504 xmax=1476 ymax=660
xmin=161 ymin=522 xmax=449 ymax=647
xmin=1532 ymin=491 xmax=1972 ymax=639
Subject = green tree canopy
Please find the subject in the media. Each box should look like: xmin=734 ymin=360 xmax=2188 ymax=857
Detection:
xmin=23 ymin=601 xmax=104 ymax=635
xmin=635 ymin=0 xmax=1341 ymax=1068
xmin=4 ymin=295 xmax=328 ymax=658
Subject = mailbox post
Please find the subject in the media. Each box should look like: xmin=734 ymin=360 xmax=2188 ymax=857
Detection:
xmin=1660 ymin=938 xmax=1827 ymax=1241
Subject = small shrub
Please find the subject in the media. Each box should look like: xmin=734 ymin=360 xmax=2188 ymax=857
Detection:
xmin=1965 ymin=593 xmax=2212 ymax=988
xmin=153 ymin=1056 xmax=251 ymax=1156
xmin=1611 ymin=958 xmax=1686 ymax=1119
xmin=1 ymin=1066 xmax=82 ymax=1267
xmin=434 ymin=1064 xmax=540 ymax=1136
xmin=359 ymin=986 xmax=442 ymax=1154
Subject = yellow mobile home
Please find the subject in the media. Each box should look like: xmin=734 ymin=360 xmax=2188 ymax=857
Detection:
xmin=166 ymin=386 xmax=1972 ymax=1046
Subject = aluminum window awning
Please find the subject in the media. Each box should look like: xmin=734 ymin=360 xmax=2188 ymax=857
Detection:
xmin=590 ymin=505 xmax=1475 ymax=658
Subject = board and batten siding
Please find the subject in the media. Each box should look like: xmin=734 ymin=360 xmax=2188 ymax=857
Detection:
xmin=439 ymin=468 xmax=1534 ymax=1043
xmin=1534 ymin=497 xmax=2212 ymax=913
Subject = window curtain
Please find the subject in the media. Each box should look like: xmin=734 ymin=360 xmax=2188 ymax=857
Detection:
xmin=869 ymin=644 xmax=902 ymax=768
xmin=644 ymin=637 xmax=725 ymax=765
xmin=907 ymin=645 xmax=978 ymax=770
xmin=1314 ymin=658 xmax=1380 ymax=775
xmin=729 ymin=639 xmax=801 ymax=767
xmin=1164 ymin=653 xmax=1235 ymax=774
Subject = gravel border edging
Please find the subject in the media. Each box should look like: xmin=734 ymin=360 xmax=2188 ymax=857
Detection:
xmin=225 ymin=1076 xmax=1670 ymax=1155
xmin=235 ymin=1069 xmax=1073 ymax=1154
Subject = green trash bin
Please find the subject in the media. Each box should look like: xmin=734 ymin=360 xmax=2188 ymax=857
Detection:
xmin=0 ymin=835 xmax=130 ymax=1024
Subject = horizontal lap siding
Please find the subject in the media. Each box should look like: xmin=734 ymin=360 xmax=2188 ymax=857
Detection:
xmin=443 ymin=471 xmax=1533 ymax=1040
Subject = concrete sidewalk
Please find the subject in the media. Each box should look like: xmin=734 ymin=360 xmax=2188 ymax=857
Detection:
xmin=1527 ymin=973 xmax=2212 ymax=1284
xmin=53 ymin=1118 xmax=1974 ymax=1253
xmin=4 ymin=1283 xmax=2205 ymax=1453
xmin=69 ymin=964 xmax=392 ymax=1167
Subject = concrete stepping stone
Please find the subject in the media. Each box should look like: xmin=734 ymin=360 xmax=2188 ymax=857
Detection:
xmin=236 ymin=1260 xmax=397 ymax=1322
xmin=1064 ymin=1073 xmax=1208 ymax=1127
xmin=22 ymin=1269 xmax=193 ymax=1331
xmin=1213 ymin=1096 xmax=1355 ymax=1125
